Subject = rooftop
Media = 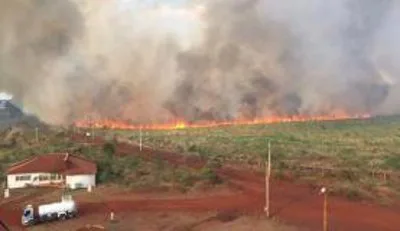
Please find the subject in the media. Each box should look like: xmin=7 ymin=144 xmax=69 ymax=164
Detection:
xmin=7 ymin=153 xmax=97 ymax=175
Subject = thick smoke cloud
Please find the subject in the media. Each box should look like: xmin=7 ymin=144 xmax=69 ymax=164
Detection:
xmin=0 ymin=0 xmax=83 ymax=123
xmin=0 ymin=0 xmax=399 ymax=124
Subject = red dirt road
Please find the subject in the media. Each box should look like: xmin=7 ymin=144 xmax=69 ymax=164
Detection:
xmin=80 ymin=194 xmax=258 ymax=215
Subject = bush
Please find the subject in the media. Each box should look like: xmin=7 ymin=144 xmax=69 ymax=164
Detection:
xmin=154 ymin=156 xmax=164 ymax=184
xmin=200 ymin=167 xmax=222 ymax=185
xmin=97 ymin=159 xmax=113 ymax=183
xmin=207 ymin=156 xmax=223 ymax=169
xmin=97 ymin=156 xmax=142 ymax=184
xmin=345 ymin=188 xmax=363 ymax=201
xmin=98 ymin=169 xmax=112 ymax=183
xmin=176 ymin=170 xmax=196 ymax=188
xmin=103 ymin=142 xmax=116 ymax=159
xmin=383 ymin=156 xmax=400 ymax=170
xmin=188 ymin=144 xmax=198 ymax=152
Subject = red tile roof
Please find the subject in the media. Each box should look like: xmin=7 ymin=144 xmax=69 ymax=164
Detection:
xmin=7 ymin=153 xmax=97 ymax=175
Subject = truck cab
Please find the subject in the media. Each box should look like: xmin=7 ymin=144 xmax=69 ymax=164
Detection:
xmin=21 ymin=205 xmax=35 ymax=226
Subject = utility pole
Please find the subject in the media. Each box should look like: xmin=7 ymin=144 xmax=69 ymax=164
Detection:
xmin=85 ymin=113 xmax=89 ymax=143
xmin=139 ymin=127 xmax=143 ymax=152
xmin=265 ymin=140 xmax=271 ymax=218
xmin=91 ymin=123 xmax=95 ymax=142
xmin=35 ymin=127 xmax=39 ymax=143
xmin=320 ymin=187 xmax=328 ymax=231
xmin=91 ymin=114 xmax=95 ymax=142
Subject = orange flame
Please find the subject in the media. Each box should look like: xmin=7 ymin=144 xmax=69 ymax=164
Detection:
xmin=74 ymin=113 xmax=370 ymax=131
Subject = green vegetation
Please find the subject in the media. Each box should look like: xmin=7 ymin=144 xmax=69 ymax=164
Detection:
xmin=2 ymin=116 xmax=400 ymax=201
xmin=72 ymin=140 xmax=219 ymax=192
xmin=110 ymin=117 xmax=400 ymax=170
xmin=0 ymin=127 xmax=221 ymax=192
xmin=107 ymin=116 xmax=400 ymax=201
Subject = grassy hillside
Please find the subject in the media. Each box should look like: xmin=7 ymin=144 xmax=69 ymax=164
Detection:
xmin=2 ymin=116 xmax=400 ymax=202
xmin=105 ymin=116 xmax=400 ymax=201
xmin=0 ymin=126 xmax=221 ymax=193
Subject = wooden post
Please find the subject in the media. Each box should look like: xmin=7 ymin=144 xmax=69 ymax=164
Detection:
xmin=265 ymin=140 xmax=271 ymax=217
xmin=324 ymin=192 xmax=328 ymax=231
xmin=87 ymin=184 xmax=93 ymax=193
xmin=4 ymin=188 xmax=9 ymax=198
xmin=321 ymin=187 xmax=328 ymax=231
xmin=110 ymin=212 xmax=115 ymax=221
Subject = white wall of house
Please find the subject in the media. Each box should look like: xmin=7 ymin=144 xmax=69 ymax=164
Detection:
xmin=7 ymin=173 xmax=64 ymax=189
xmin=66 ymin=175 xmax=96 ymax=189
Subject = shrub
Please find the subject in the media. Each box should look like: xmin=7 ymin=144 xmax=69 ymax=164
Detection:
xmin=177 ymin=170 xmax=196 ymax=188
xmin=383 ymin=156 xmax=400 ymax=170
xmin=200 ymin=167 xmax=222 ymax=185
xmin=103 ymin=142 xmax=116 ymax=159
xmin=98 ymin=169 xmax=112 ymax=183
xmin=97 ymin=162 xmax=113 ymax=183
xmin=188 ymin=144 xmax=198 ymax=152
xmin=345 ymin=188 xmax=363 ymax=201
xmin=207 ymin=156 xmax=222 ymax=169
xmin=154 ymin=156 xmax=164 ymax=184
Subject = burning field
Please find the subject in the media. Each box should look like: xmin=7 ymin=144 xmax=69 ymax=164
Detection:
xmin=74 ymin=113 xmax=370 ymax=131
xmin=1 ymin=0 xmax=400 ymax=230
xmin=0 ymin=0 xmax=399 ymax=125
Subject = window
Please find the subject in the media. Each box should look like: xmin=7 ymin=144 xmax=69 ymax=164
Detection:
xmin=23 ymin=209 xmax=31 ymax=217
xmin=50 ymin=174 xmax=57 ymax=180
xmin=15 ymin=175 xmax=31 ymax=181
xmin=75 ymin=183 xmax=83 ymax=189
xmin=39 ymin=175 xmax=49 ymax=181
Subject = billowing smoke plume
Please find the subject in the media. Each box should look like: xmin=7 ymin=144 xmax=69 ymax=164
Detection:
xmin=0 ymin=0 xmax=399 ymax=124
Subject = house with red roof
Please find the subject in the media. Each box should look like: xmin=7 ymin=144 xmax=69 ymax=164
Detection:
xmin=6 ymin=153 xmax=97 ymax=189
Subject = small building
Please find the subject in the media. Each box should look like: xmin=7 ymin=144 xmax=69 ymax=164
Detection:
xmin=6 ymin=153 xmax=97 ymax=190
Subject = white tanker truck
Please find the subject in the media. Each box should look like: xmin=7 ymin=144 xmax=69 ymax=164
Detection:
xmin=21 ymin=195 xmax=78 ymax=226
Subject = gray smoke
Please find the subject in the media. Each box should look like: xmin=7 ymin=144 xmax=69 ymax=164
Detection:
xmin=0 ymin=0 xmax=84 ymax=123
xmin=0 ymin=0 xmax=399 ymax=124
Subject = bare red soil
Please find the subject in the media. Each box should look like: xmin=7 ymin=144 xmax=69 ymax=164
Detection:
xmin=1 ymin=134 xmax=399 ymax=230
xmin=71 ymin=134 xmax=400 ymax=231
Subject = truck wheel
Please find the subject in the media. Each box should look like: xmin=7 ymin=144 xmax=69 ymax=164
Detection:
xmin=59 ymin=214 xmax=66 ymax=220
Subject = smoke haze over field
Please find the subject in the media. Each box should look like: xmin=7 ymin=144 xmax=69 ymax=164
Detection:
xmin=0 ymin=0 xmax=399 ymax=124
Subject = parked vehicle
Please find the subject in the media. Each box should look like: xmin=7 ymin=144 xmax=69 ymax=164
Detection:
xmin=21 ymin=195 xmax=77 ymax=226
